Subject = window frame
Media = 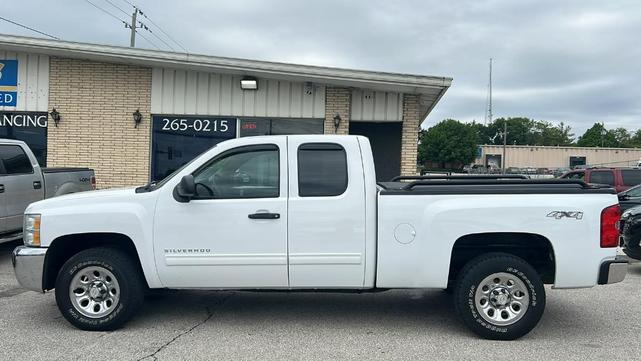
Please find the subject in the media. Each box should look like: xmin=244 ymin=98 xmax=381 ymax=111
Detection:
xmin=0 ymin=145 xmax=34 ymax=176
xmin=297 ymin=142 xmax=348 ymax=198
xmin=190 ymin=143 xmax=281 ymax=200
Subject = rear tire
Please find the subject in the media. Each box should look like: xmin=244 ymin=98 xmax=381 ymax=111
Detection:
xmin=55 ymin=247 xmax=144 ymax=331
xmin=454 ymin=252 xmax=546 ymax=340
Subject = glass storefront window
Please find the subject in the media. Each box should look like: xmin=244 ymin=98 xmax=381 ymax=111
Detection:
xmin=240 ymin=118 xmax=323 ymax=137
xmin=0 ymin=112 xmax=48 ymax=166
xmin=151 ymin=115 xmax=238 ymax=182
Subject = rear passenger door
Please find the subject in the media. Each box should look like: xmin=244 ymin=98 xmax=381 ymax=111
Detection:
xmin=287 ymin=137 xmax=367 ymax=288
xmin=0 ymin=145 xmax=42 ymax=232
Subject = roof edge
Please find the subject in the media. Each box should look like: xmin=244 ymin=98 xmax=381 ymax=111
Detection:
xmin=0 ymin=34 xmax=452 ymax=92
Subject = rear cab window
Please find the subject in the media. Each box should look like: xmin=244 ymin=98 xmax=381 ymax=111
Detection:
xmin=297 ymin=143 xmax=348 ymax=197
xmin=589 ymin=170 xmax=615 ymax=186
xmin=621 ymin=169 xmax=641 ymax=187
xmin=0 ymin=145 xmax=34 ymax=175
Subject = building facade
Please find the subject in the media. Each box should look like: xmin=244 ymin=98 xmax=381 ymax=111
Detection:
xmin=477 ymin=144 xmax=641 ymax=169
xmin=0 ymin=35 xmax=451 ymax=187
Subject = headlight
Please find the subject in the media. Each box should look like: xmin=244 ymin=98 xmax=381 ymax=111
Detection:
xmin=23 ymin=214 xmax=41 ymax=247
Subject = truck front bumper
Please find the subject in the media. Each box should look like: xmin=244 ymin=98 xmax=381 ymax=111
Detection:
xmin=12 ymin=246 xmax=47 ymax=292
xmin=597 ymin=256 xmax=628 ymax=285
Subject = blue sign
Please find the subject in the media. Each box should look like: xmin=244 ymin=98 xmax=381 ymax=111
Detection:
xmin=0 ymin=60 xmax=18 ymax=107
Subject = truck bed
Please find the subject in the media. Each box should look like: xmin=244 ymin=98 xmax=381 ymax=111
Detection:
xmin=42 ymin=167 xmax=93 ymax=173
xmin=378 ymin=177 xmax=616 ymax=195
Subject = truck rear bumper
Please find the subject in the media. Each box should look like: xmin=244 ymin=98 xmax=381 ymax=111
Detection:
xmin=598 ymin=256 xmax=628 ymax=285
xmin=12 ymin=246 xmax=47 ymax=292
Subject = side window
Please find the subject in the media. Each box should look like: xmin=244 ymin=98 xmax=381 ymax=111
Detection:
xmin=627 ymin=186 xmax=641 ymax=198
xmin=589 ymin=171 xmax=615 ymax=186
xmin=621 ymin=169 xmax=641 ymax=187
xmin=565 ymin=171 xmax=584 ymax=180
xmin=193 ymin=145 xmax=279 ymax=199
xmin=0 ymin=145 xmax=33 ymax=175
xmin=298 ymin=143 xmax=347 ymax=197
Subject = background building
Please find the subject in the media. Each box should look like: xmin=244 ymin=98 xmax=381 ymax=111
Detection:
xmin=0 ymin=34 xmax=451 ymax=187
xmin=477 ymin=144 xmax=641 ymax=169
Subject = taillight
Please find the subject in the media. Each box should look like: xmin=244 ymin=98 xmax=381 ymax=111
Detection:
xmin=90 ymin=176 xmax=96 ymax=190
xmin=600 ymin=204 xmax=621 ymax=248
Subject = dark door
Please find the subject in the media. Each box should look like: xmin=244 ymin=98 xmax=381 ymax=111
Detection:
xmin=348 ymin=122 xmax=401 ymax=182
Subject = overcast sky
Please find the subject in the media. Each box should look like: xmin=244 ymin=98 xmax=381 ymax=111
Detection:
xmin=3 ymin=0 xmax=640 ymax=135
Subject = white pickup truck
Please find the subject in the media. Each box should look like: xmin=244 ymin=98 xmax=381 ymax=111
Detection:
xmin=12 ymin=135 xmax=627 ymax=340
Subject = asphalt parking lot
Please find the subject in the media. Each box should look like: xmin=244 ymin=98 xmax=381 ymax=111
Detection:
xmin=1 ymin=241 xmax=640 ymax=361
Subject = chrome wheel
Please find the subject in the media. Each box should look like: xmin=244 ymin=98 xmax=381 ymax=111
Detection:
xmin=474 ymin=272 xmax=529 ymax=326
xmin=69 ymin=266 xmax=120 ymax=319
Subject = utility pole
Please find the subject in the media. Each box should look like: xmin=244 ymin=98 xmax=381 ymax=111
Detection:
xmin=502 ymin=120 xmax=507 ymax=174
xmin=488 ymin=58 xmax=493 ymax=124
xmin=485 ymin=58 xmax=493 ymax=125
xmin=129 ymin=7 xmax=137 ymax=47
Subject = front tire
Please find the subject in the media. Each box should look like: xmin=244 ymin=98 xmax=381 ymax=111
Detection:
xmin=454 ymin=252 xmax=546 ymax=340
xmin=55 ymin=247 xmax=145 ymax=331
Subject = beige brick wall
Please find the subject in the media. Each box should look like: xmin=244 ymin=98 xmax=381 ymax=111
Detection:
xmin=400 ymin=94 xmax=421 ymax=176
xmin=324 ymin=87 xmax=350 ymax=134
xmin=48 ymin=58 xmax=152 ymax=189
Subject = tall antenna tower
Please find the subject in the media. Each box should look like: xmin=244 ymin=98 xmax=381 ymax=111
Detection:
xmin=485 ymin=58 xmax=493 ymax=124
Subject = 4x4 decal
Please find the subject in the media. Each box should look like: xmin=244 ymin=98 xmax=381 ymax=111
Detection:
xmin=547 ymin=211 xmax=584 ymax=220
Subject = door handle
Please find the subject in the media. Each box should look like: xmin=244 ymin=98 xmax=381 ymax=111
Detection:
xmin=248 ymin=212 xmax=280 ymax=220
xmin=33 ymin=181 xmax=42 ymax=189
xmin=0 ymin=184 xmax=4 ymax=193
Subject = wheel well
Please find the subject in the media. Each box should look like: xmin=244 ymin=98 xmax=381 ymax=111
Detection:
xmin=43 ymin=233 xmax=147 ymax=290
xmin=448 ymin=233 xmax=556 ymax=284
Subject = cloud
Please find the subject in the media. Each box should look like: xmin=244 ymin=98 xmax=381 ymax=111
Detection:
xmin=1 ymin=0 xmax=639 ymax=136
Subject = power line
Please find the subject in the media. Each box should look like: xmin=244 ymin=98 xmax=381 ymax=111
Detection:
xmin=135 ymin=29 xmax=161 ymax=50
xmin=118 ymin=0 xmax=187 ymax=52
xmin=141 ymin=25 xmax=175 ymax=51
xmin=84 ymin=0 xmax=127 ymax=26
xmin=139 ymin=11 xmax=187 ymax=52
xmin=0 ymin=16 xmax=59 ymax=39
xmin=103 ymin=0 xmax=131 ymax=17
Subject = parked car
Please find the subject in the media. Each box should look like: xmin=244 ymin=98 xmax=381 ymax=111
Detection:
xmin=618 ymin=184 xmax=641 ymax=212
xmin=560 ymin=167 xmax=641 ymax=193
xmin=620 ymin=205 xmax=641 ymax=260
xmin=13 ymin=135 xmax=627 ymax=340
xmin=0 ymin=139 xmax=95 ymax=243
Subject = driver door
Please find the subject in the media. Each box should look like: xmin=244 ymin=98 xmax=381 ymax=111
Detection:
xmin=153 ymin=139 xmax=288 ymax=288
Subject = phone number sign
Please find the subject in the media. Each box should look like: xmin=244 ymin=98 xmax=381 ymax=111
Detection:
xmin=0 ymin=60 xmax=18 ymax=107
xmin=152 ymin=115 xmax=237 ymax=138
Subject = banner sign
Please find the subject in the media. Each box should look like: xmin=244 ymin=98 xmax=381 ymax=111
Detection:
xmin=0 ymin=60 xmax=18 ymax=107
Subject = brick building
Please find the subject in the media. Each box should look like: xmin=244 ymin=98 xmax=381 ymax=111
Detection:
xmin=0 ymin=34 xmax=451 ymax=187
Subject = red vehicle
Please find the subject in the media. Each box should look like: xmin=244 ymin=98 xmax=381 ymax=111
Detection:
xmin=560 ymin=167 xmax=641 ymax=193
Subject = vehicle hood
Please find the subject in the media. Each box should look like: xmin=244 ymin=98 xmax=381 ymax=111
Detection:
xmin=26 ymin=187 xmax=138 ymax=213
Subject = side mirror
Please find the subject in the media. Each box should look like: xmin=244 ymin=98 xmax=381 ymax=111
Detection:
xmin=175 ymin=175 xmax=196 ymax=202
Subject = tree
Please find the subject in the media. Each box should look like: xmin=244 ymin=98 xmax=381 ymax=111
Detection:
xmin=631 ymin=129 xmax=641 ymax=148
xmin=612 ymin=127 xmax=632 ymax=147
xmin=577 ymin=123 xmax=619 ymax=147
xmin=419 ymin=119 xmax=478 ymax=168
xmin=535 ymin=121 xmax=575 ymax=146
